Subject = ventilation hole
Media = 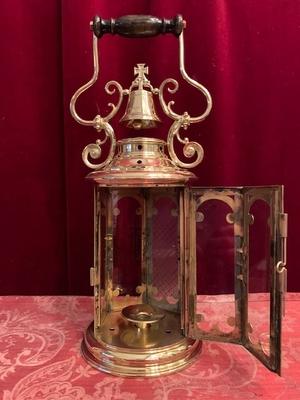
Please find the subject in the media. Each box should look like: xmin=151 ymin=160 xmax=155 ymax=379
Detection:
xmin=165 ymin=330 xmax=171 ymax=334
xmin=159 ymin=146 xmax=163 ymax=151
xmin=137 ymin=144 xmax=143 ymax=150
xmin=109 ymin=327 xmax=115 ymax=331
xmin=137 ymin=160 xmax=142 ymax=164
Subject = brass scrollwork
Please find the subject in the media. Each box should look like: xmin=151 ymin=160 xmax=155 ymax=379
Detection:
xmin=82 ymin=121 xmax=116 ymax=170
xmin=70 ymin=34 xmax=124 ymax=169
xmin=167 ymin=118 xmax=204 ymax=168
xmin=159 ymin=30 xmax=212 ymax=169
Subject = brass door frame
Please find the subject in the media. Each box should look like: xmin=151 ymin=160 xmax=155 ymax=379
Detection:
xmin=185 ymin=186 xmax=287 ymax=374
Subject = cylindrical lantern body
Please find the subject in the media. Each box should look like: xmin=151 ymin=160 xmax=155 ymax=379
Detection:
xmin=81 ymin=138 xmax=201 ymax=376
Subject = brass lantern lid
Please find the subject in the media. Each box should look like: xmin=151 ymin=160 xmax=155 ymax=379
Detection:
xmin=86 ymin=137 xmax=195 ymax=187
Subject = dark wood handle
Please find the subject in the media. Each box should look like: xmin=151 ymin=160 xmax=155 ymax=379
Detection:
xmin=92 ymin=15 xmax=184 ymax=38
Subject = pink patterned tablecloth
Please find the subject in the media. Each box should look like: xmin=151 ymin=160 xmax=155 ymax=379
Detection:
xmin=0 ymin=295 xmax=299 ymax=400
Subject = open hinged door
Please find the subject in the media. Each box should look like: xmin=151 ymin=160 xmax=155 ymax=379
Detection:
xmin=184 ymin=186 xmax=287 ymax=374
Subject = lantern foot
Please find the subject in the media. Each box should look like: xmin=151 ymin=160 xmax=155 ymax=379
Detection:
xmin=81 ymin=319 xmax=202 ymax=377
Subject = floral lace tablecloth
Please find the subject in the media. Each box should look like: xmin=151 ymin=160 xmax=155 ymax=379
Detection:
xmin=0 ymin=295 xmax=299 ymax=400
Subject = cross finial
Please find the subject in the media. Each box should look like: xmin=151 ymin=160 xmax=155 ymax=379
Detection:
xmin=134 ymin=63 xmax=149 ymax=79
xmin=133 ymin=64 xmax=149 ymax=89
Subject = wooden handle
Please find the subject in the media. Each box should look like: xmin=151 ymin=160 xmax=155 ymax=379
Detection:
xmin=92 ymin=15 xmax=184 ymax=38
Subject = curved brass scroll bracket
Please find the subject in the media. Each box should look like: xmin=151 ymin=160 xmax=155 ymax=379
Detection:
xmin=159 ymin=30 xmax=212 ymax=169
xmin=82 ymin=122 xmax=116 ymax=169
xmin=70 ymin=34 xmax=125 ymax=169
xmin=167 ymin=118 xmax=204 ymax=169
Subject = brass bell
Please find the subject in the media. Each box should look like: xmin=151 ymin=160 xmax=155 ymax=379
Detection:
xmin=119 ymin=64 xmax=161 ymax=130
xmin=120 ymin=88 xmax=161 ymax=130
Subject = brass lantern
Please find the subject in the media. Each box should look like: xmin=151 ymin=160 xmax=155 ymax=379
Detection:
xmin=70 ymin=15 xmax=288 ymax=377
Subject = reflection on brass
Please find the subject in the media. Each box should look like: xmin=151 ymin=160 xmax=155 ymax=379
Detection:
xmin=248 ymin=213 xmax=255 ymax=225
xmin=87 ymin=137 xmax=196 ymax=186
xmin=226 ymin=212 xmax=235 ymax=224
xmin=82 ymin=319 xmax=201 ymax=376
xmin=70 ymin=35 xmax=124 ymax=130
xmin=159 ymin=30 xmax=212 ymax=169
xmin=120 ymin=64 xmax=161 ymax=129
xmin=70 ymin=14 xmax=287 ymax=378
xmin=82 ymin=309 xmax=201 ymax=376
xmin=70 ymin=28 xmax=212 ymax=171
xmin=121 ymin=304 xmax=165 ymax=330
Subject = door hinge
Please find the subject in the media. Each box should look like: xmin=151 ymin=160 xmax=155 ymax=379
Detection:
xmin=279 ymin=213 xmax=288 ymax=238
xmin=279 ymin=213 xmax=288 ymax=266
xmin=278 ymin=213 xmax=288 ymax=317
xmin=276 ymin=261 xmax=287 ymax=316
xmin=90 ymin=267 xmax=99 ymax=286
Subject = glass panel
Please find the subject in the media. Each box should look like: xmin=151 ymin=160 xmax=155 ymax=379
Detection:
xmin=111 ymin=191 xmax=143 ymax=311
xmin=243 ymin=186 xmax=284 ymax=374
xmin=99 ymin=191 xmax=107 ymax=323
xmin=191 ymin=189 xmax=243 ymax=343
xmin=248 ymin=199 xmax=271 ymax=356
xmin=150 ymin=190 xmax=180 ymax=312
xmin=97 ymin=188 xmax=184 ymax=350
xmin=188 ymin=186 xmax=284 ymax=374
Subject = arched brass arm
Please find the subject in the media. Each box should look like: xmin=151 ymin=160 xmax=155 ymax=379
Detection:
xmin=159 ymin=30 xmax=212 ymax=123
xmin=179 ymin=31 xmax=212 ymax=123
xmin=69 ymin=33 xmax=123 ymax=169
xmin=70 ymin=34 xmax=99 ymax=128
xmin=69 ymin=33 xmax=124 ymax=131
xmin=159 ymin=30 xmax=212 ymax=169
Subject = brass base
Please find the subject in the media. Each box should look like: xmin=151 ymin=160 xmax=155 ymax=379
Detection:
xmin=81 ymin=310 xmax=202 ymax=377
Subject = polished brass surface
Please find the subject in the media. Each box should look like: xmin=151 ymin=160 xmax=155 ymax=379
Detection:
xmin=121 ymin=304 xmax=165 ymax=329
xmin=120 ymin=89 xmax=160 ymax=129
xmin=82 ymin=310 xmax=202 ymax=377
xmin=70 ymin=17 xmax=286 ymax=378
xmin=120 ymin=64 xmax=161 ymax=129
xmin=159 ymin=30 xmax=212 ymax=169
xmin=87 ymin=137 xmax=195 ymax=186
xmin=70 ymin=34 xmax=122 ymax=170
xmin=186 ymin=186 xmax=287 ymax=374
xmin=70 ymin=30 xmax=213 ymax=171
xmin=100 ymin=306 xmax=180 ymax=348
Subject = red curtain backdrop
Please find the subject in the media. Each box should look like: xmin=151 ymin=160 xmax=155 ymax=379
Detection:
xmin=0 ymin=0 xmax=299 ymax=295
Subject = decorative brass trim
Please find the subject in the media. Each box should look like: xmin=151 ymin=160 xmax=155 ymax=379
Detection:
xmin=82 ymin=316 xmax=202 ymax=377
xmin=186 ymin=186 xmax=287 ymax=375
xmin=167 ymin=119 xmax=205 ymax=169
xmin=70 ymin=30 xmax=213 ymax=171
xmin=277 ymin=212 xmax=288 ymax=317
xmin=158 ymin=30 xmax=212 ymax=169
xmin=70 ymin=34 xmax=126 ymax=169
xmin=70 ymin=35 xmax=125 ymax=129
xmin=187 ymin=188 xmax=243 ymax=343
xmin=279 ymin=213 xmax=288 ymax=266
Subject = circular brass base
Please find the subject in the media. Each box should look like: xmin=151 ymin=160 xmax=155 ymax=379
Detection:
xmin=82 ymin=321 xmax=202 ymax=377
